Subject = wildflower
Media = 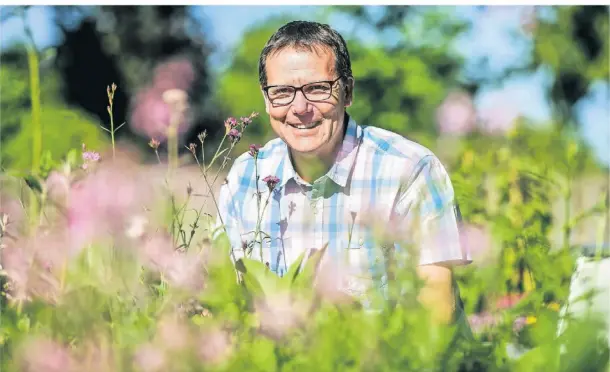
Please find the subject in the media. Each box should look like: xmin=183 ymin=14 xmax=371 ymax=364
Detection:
xmin=513 ymin=316 xmax=527 ymax=333
xmin=188 ymin=143 xmax=197 ymax=155
xmin=16 ymin=337 xmax=78 ymax=372
xmin=81 ymin=143 xmax=101 ymax=170
xmin=67 ymin=155 xmax=154 ymax=251
xmin=241 ymin=116 xmax=252 ymax=126
xmin=197 ymin=328 xmax=233 ymax=366
xmin=249 ymin=144 xmax=261 ymax=158
xmin=495 ymin=292 xmax=526 ymax=310
xmin=45 ymin=171 xmax=70 ymax=207
xmin=149 ymin=138 xmax=160 ymax=150
xmin=198 ymin=131 xmax=207 ymax=143
xmin=152 ymin=57 xmax=196 ymax=93
xmin=458 ymin=222 xmax=493 ymax=264
xmin=129 ymin=86 xmax=192 ymax=142
xmin=155 ymin=314 xmax=191 ymax=352
xmin=255 ymin=292 xmax=308 ymax=340
xmin=435 ymin=91 xmax=477 ymax=136
xmin=225 ymin=117 xmax=238 ymax=128
xmin=263 ymin=175 xmax=280 ymax=191
xmin=468 ymin=312 xmax=501 ymax=334
xmin=227 ymin=128 xmax=241 ymax=143
xmin=133 ymin=343 xmax=165 ymax=372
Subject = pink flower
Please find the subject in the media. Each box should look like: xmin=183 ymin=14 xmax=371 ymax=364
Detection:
xmin=133 ymin=343 xmax=165 ymax=372
xmin=154 ymin=314 xmax=191 ymax=352
xmin=227 ymin=128 xmax=241 ymax=143
xmin=197 ymin=328 xmax=233 ymax=366
xmin=1 ymin=231 xmax=64 ymax=304
xmin=17 ymin=337 xmax=77 ymax=372
xmin=314 ymin=259 xmax=355 ymax=305
xmin=436 ymin=91 xmax=477 ymax=136
xmin=477 ymin=105 xmax=519 ymax=136
xmin=468 ymin=312 xmax=501 ymax=334
xmin=248 ymin=144 xmax=261 ymax=158
xmin=81 ymin=143 xmax=101 ymax=170
xmin=66 ymin=156 xmax=154 ymax=250
xmin=45 ymin=171 xmax=71 ymax=207
xmin=458 ymin=222 xmax=494 ymax=264
xmin=128 ymin=87 xmax=173 ymax=141
xmin=495 ymin=292 xmax=527 ymax=310
xmin=152 ymin=57 xmax=196 ymax=93
xmin=0 ymin=194 xmax=24 ymax=240
xmin=225 ymin=117 xmax=238 ymax=128
xmin=263 ymin=175 xmax=280 ymax=191
xmin=255 ymin=292 xmax=308 ymax=340
xmin=137 ymin=232 xmax=205 ymax=292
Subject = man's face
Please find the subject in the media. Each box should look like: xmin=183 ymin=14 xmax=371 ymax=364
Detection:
xmin=262 ymin=46 xmax=353 ymax=159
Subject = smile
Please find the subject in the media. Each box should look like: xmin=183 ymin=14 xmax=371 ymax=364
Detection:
xmin=288 ymin=121 xmax=320 ymax=130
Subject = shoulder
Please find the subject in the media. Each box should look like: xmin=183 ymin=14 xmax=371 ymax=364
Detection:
xmin=358 ymin=125 xmax=446 ymax=181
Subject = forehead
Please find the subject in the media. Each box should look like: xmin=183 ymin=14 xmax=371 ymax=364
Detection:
xmin=265 ymin=45 xmax=335 ymax=85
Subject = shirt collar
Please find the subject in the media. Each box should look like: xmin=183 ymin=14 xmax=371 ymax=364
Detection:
xmin=277 ymin=114 xmax=362 ymax=189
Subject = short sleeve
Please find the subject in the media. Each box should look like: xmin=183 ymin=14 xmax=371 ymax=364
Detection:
xmin=393 ymin=155 xmax=471 ymax=266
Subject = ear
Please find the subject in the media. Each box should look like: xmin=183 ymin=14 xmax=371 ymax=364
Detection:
xmin=344 ymin=77 xmax=354 ymax=108
xmin=261 ymin=87 xmax=271 ymax=114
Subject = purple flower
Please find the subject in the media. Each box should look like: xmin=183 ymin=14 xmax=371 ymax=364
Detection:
xmin=225 ymin=117 xmax=238 ymax=128
xmin=228 ymin=128 xmax=241 ymax=143
xmin=249 ymin=144 xmax=261 ymax=158
xmin=241 ymin=116 xmax=252 ymax=126
xmin=263 ymin=175 xmax=280 ymax=191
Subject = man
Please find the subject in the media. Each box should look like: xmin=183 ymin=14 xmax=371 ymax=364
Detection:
xmin=216 ymin=20 xmax=471 ymax=324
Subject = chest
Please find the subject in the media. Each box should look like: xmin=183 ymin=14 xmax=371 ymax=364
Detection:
xmin=237 ymin=175 xmax=402 ymax=280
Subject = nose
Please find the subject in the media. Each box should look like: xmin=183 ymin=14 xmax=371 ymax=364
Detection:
xmin=291 ymin=90 xmax=309 ymax=115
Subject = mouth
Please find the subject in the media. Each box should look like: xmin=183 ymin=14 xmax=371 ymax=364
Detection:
xmin=288 ymin=121 xmax=321 ymax=130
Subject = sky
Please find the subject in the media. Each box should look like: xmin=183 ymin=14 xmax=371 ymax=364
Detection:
xmin=1 ymin=5 xmax=608 ymax=166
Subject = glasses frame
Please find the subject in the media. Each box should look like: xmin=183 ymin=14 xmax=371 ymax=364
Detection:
xmin=263 ymin=76 xmax=343 ymax=107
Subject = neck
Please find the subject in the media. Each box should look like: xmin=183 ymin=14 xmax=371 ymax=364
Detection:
xmin=290 ymin=113 xmax=349 ymax=184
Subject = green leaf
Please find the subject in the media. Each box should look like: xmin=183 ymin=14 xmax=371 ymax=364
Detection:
xmin=292 ymin=242 xmax=329 ymax=290
xmin=24 ymin=174 xmax=43 ymax=193
xmin=283 ymin=249 xmax=308 ymax=284
xmin=237 ymin=257 xmax=283 ymax=298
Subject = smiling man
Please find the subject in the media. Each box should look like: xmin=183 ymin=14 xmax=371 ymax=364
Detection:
xmin=216 ymin=21 xmax=471 ymax=324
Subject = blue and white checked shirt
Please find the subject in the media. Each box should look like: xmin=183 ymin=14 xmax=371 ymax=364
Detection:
xmin=216 ymin=115 xmax=471 ymax=295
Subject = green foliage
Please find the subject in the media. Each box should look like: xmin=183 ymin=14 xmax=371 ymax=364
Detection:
xmin=0 ymin=59 xmax=108 ymax=175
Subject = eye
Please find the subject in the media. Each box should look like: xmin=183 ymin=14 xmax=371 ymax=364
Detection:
xmin=268 ymin=86 xmax=293 ymax=97
xmin=306 ymin=84 xmax=331 ymax=93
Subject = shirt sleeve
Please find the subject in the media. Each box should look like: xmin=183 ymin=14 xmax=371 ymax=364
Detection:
xmin=393 ymin=154 xmax=471 ymax=266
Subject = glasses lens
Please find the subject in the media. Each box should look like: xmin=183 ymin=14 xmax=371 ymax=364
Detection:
xmin=267 ymin=86 xmax=296 ymax=106
xmin=303 ymin=82 xmax=332 ymax=101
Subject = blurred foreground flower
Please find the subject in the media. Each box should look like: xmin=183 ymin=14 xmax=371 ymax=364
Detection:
xmin=458 ymin=222 xmax=494 ymax=264
xmin=197 ymin=328 xmax=234 ymax=366
xmin=66 ymin=154 xmax=156 ymax=250
xmin=129 ymin=58 xmax=196 ymax=141
xmin=255 ymin=292 xmax=309 ymax=340
xmin=16 ymin=337 xmax=78 ymax=372
xmin=436 ymin=91 xmax=477 ymax=136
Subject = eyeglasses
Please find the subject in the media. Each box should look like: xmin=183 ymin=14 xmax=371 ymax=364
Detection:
xmin=263 ymin=77 xmax=343 ymax=107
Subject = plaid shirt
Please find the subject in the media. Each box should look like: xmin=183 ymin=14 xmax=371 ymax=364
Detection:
xmin=216 ymin=115 xmax=471 ymax=295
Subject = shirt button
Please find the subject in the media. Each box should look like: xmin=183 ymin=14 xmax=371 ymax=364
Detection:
xmin=358 ymin=238 xmax=364 ymax=246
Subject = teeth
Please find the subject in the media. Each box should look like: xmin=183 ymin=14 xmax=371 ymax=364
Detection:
xmin=294 ymin=123 xmax=316 ymax=129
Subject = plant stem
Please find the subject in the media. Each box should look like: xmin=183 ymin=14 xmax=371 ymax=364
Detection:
xmin=109 ymin=101 xmax=115 ymax=159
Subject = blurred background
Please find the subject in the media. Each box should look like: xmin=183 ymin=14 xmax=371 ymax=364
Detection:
xmin=1 ymin=5 xmax=608 ymax=248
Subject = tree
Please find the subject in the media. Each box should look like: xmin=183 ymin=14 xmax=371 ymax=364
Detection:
xmin=216 ymin=7 xmax=476 ymax=152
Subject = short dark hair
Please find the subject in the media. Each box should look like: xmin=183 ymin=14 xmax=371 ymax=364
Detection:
xmin=258 ymin=20 xmax=353 ymax=87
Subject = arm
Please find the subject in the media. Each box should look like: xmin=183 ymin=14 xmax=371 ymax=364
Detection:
xmin=395 ymin=155 xmax=470 ymax=324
